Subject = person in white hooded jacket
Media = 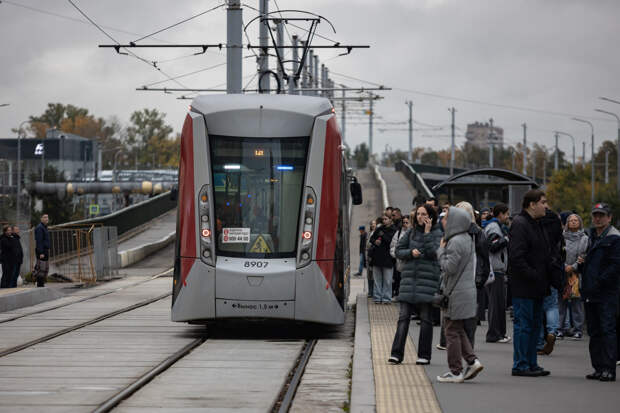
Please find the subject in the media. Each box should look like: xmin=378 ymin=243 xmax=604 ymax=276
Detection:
xmin=436 ymin=207 xmax=484 ymax=383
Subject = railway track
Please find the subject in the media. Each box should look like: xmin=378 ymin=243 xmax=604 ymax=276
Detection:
xmin=0 ymin=267 xmax=173 ymax=324
xmin=0 ymin=291 xmax=172 ymax=358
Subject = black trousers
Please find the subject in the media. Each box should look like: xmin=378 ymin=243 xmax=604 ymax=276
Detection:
xmin=392 ymin=270 xmax=401 ymax=296
xmin=391 ymin=302 xmax=433 ymax=361
xmin=476 ymin=285 xmax=488 ymax=321
xmin=486 ymin=272 xmax=507 ymax=342
xmin=585 ymin=298 xmax=618 ymax=374
xmin=1 ymin=263 xmax=14 ymax=288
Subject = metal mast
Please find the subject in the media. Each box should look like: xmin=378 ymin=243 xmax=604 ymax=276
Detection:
xmin=258 ymin=0 xmax=269 ymax=93
xmin=226 ymin=0 xmax=242 ymax=94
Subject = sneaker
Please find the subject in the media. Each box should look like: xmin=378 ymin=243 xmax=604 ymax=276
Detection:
xmin=599 ymin=371 xmax=616 ymax=382
xmin=498 ymin=336 xmax=511 ymax=343
xmin=586 ymin=371 xmax=602 ymax=380
xmin=512 ymin=369 xmax=543 ymax=377
xmin=541 ymin=333 xmax=556 ymax=355
xmin=617 ymin=360 xmax=620 ymax=366
xmin=570 ymin=332 xmax=582 ymax=340
xmin=388 ymin=356 xmax=401 ymax=365
xmin=416 ymin=358 xmax=430 ymax=365
xmin=556 ymin=331 xmax=564 ymax=340
xmin=437 ymin=371 xmax=464 ymax=383
xmin=530 ymin=366 xmax=550 ymax=376
xmin=464 ymin=359 xmax=484 ymax=380
xmin=353 ymin=272 xmax=362 ymax=276
xmin=436 ymin=344 xmax=447 ymax=351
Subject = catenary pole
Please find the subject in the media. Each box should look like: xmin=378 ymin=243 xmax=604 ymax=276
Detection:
xmin=307 ymin=49 xmax=313 ymax=96
xmin=605 ymin=150 xmax=610 ymax=184
xmin=258 ymin=0 xmax=269 ymax=93
xmin=275 ymin=20 xmax=284 ymax=90
xmin=488 ymin=118 xmax=494 ymax=168
xmin=226 ymin=0 xmax=242 ymax=94
xmin=406 ymin=101 xmax=413 ymax=162
xmin=522 ymin=123 xmax=527 ymax=175
xmin=450 ymin=107 xmax=456 ymax=175
xmin=369 ymin=94 xmax=374 ymax=156
xmin=573 ymin=118 xmax=595 ymax=204
xmin=290 ymin=35 xmax=299 ymax=94
xmin=554 ymin=132 xmax=559 ymax=170
xmin=341 ymin=86 xmax=346 ymax=143
xmin=313 ymin=54 xmax=319 ymax=96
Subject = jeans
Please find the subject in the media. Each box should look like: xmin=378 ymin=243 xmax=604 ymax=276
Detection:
xmin=390 ymin=302 xmax=433 ymax=361
xmin=512 ymin=297 xmax=543 ymax=371
xmin=559 ymin=297 xmax=585 ymax=334
xmin=585 ymin=298 xmax=618 ymax=374
xmin=372 ymin=266 xmax=393 ymax=303
xmin=358 ymin=253 xmax=365 ymax=274
xmin=445 ymin=318 xmax=477 ymax=375
xmin=537 ymin=288 xmax=559 ymax=349
xmin=11 ymin=264 xmax=21 ymax=288
xmin=486 ymin=272 xmax=507 ymax=342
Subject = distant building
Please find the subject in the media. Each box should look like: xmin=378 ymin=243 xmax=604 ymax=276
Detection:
xmin=465 ymin=121 xmax=504 ymax=150
xmin=0 ymin=129 xmax=98 ymax=186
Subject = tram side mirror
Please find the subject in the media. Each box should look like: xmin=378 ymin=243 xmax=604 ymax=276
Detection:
xmin=350 ymin=179 xmax=363 ymax=205
xmin=170 ymin=187 xmax=178 ymax=202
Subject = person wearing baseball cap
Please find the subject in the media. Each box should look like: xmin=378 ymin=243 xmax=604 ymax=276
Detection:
xmin=580 ymin=202 xmax=620 ymax=382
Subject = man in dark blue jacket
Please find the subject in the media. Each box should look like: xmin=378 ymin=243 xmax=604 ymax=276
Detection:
xmin=34 ymin=214 xmax=50 ymax=287
xmin=580 ymin=203 xmax=620 ymax=382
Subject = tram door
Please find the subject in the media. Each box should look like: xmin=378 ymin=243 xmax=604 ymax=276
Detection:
xmin=210 ymin=135 xmax=309 ymax=301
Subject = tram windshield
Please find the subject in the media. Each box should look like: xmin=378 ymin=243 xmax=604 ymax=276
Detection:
xmin=210 ymin=135 xmax=308 ymax=258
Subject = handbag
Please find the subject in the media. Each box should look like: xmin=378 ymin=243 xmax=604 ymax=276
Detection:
xmin=432 ymin=237 xmax=473 ymax=309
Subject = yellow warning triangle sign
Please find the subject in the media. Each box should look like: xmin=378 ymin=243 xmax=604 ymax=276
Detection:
xmin=249 ymin=235 xmax=272 ymax=253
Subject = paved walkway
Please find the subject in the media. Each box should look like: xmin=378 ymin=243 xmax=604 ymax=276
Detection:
xmin=379 ymin=166 xmax=416 ymax=213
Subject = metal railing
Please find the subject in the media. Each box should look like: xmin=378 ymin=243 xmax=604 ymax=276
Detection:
xmin=395 ymin=160 xmax=434 ymax=199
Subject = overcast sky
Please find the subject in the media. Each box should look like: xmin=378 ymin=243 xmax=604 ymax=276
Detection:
xmin=1 ymin=0 xmax=619 ymax=159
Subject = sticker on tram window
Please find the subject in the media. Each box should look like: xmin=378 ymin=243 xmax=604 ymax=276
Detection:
xmin=249 ymin=235 xmax=272 ymax=253
xmin=222 ymin=228 xmax=251 ymax=243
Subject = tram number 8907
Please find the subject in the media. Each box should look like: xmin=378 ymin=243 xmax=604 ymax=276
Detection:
xmin=244 ymin=261 xmax=269 ymax=269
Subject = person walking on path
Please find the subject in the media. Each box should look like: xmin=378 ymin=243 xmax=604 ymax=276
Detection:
xmin=559 ymin=214 xmax=588 ymax=339
xmin=355 ymin=226 xmax=368 ymax=277
xmin=580 ymin=203 xmax=620 ymax=382
xmin=508 ymin=189 xmax=551 ymax=377
xmin=34 ymin=214 xmax=50 ymax=288
xmin=365 ymin=220 xmax=377 ymax=298
xmin=368 ymin=214 xmax=396 ymax=304
xmin=436 ymin=207 xmax=484 ymax=383
xmin=0 ymin=225 xmax=15 ymax=288
xmin=389 ymin=208 xmax=404 ymax=296
xmin=484 ymin=203 xmax=511 ymax=343
xmin=389 ymin=204 xmax=442 ymax=365
xmin=9 ymin=225 xmax=23 ymax=288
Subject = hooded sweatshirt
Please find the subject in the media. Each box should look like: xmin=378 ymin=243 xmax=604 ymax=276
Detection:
xmin=437 ymin=207 xmax=477 ymax=320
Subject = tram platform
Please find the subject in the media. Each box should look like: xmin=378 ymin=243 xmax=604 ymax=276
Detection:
xmin=350 ymin=293 xmax=618 ymax=413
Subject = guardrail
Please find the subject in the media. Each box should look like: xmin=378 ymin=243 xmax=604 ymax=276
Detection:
xmin=395 ymin=160 xmax=434 ymax=199
xmin=56 ymin=191 xmax=176 ymax=237
xmin=372 ymin=163 xmax=389 ymax=210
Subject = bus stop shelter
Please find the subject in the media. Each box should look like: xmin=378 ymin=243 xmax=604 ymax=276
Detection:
xmin=432 ymin=168 xmax=539 ymax=214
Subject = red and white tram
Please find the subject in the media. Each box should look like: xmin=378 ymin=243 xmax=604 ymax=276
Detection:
xmin=171 ymin=94 xmax=361 ymax=325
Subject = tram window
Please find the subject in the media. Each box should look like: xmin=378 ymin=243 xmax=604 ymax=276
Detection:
xmin=209 ymin=135 xmax=308 ymax=258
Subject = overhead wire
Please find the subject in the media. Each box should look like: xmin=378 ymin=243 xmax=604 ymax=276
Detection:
xmin=66 ymin=0 xmax=189 ymax=89
xmin=131 ymin=2 xmax=226 ymax=43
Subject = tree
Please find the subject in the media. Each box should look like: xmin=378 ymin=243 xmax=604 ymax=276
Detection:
xmin=27 ymin=103 xmax=91 ymax=137
xmin=353 ymin=143 xmax=369 ymax=168
xmin=126 ymin=108 xmax=173 ymax=146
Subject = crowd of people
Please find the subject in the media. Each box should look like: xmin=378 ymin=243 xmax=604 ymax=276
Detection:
xmin=0 ymin=214 xmax=50 ymax=288
xmin=357 ymin=190 xmax=620 ymax=383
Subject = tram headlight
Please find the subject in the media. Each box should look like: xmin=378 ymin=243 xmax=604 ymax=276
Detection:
xmin=297 ymin=187 xmax=317 ymax=268
xmin=198 ymin=185 xmax=214 ymax=266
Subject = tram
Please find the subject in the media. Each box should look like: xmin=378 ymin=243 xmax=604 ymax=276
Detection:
xmin=171 ymin=94 xmax=362 ymax=325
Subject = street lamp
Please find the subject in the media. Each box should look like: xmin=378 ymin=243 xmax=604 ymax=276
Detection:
xmin=15 ymin=120 xmax=30 ymax=226
xmin=113 ymin=150 xmax=125 ymax=182
xmin=595 ymin=104 xmax=620 ymax=195
xmin=554 ymin=131 xmax=576 ymax=172
xmin=572 ymin=118 xmax=595 ymax=204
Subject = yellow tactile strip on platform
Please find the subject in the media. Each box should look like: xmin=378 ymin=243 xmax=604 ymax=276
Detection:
xmin=369 ymin=300 xmax=442 ymax=413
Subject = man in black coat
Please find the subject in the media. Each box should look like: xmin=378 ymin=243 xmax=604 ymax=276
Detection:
xmin=580 ymin=203 xmax=620 ymax=382
xmin=34 ymin=214 xmax=50 ymax=287
xmin=508 ymin=189 xmax=552 ymax=377
xmin=0 ymin=225 xmax=14 ymax=289
xmin=368 ymin=215 xmax=396 ymax=304
xmin=10 ymin=225 xmax=24 ymax=288
xmin=355 ymin=226 xmax=367 ymax=276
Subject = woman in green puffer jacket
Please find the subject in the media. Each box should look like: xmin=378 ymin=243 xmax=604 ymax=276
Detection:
xmin=388 ymin=204 xmax=442 ymax=365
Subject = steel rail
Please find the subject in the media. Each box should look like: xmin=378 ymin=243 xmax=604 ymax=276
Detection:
xmin=0 ymin=292 xmax=171 ymax=358
xmin=273 ymin=339 xmax=317 ymax=413
xmin=92 ymin=337 xmax=206 ymax=413
xmin=0 ymin=267 xmax=173 ymax=324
